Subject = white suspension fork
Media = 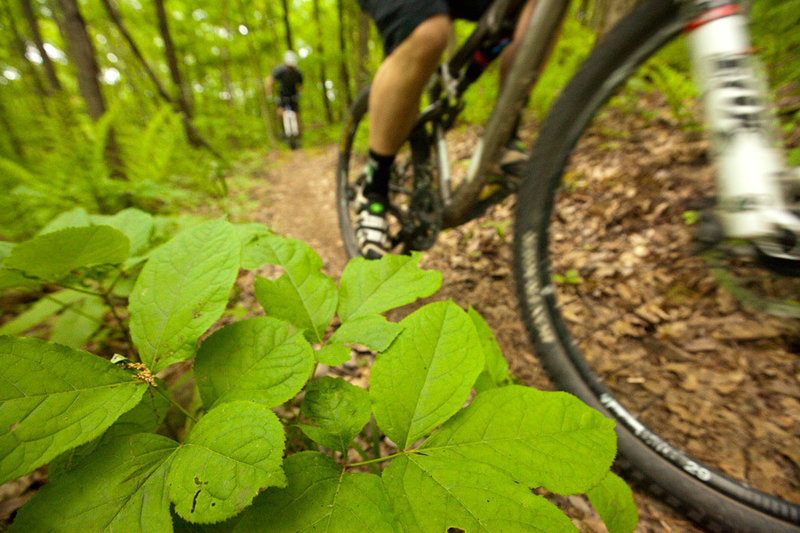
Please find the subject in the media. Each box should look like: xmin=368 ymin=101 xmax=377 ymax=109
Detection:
xmin=684 ymin=2 xmax=798 ymax=241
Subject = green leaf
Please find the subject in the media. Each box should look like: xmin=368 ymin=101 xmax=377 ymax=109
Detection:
xmin=328 ymin=314 xmax=403 ymax=353
xmin=0 ymin=291 xmax=85 ymax=336
xmin=49 ymin=386 xmax=171 ymax=482
xmin=91 ymin=208 xmax=155 ymax=257
xmin=299 ymin=377 xmax=371 ymax=453
xmin=234 ymin=452 xmax=398 ymax=533
xmin=49 ymin=294 xmax=106 ymax=348
xmin=169 ymin=401 xmax=286 ymax=523
xmin=194 ymin=317 xmax=314 ymax=408
xmin=252 ymin=235 xmax=337 ymax=343
xmin=337 ymin=252 xmax=442 ymax=321
xmin=0 ymin=336 xmax=146 ymax=485
xmin=236 ymin=223 xmax=274 ymax=269
xmin=129 ymin=218 xmax=240 ymax=372
xmin=313 ymin=343 xmax=352 ymax=365
xmin=370 ymin=301 xmax=484 ymax=449
xmin=4 ymin=226 xmax=130 ymax=281
xmin=37 ymin=207 xmax=91 ymax=235
xmin=0 ymin=243 xmax=38 ymax=290
xmin=9 ymin=433 xmax=177 ymax=533
xmin=422 ymin=386 xmax=617 ymax=495
xmin=587 ymin=472 xmax=639 ymax=533
xmin=382 ymin=454 xmax=575 ymax=532
xmin=468 ymin=305 xmax=512 ymax=392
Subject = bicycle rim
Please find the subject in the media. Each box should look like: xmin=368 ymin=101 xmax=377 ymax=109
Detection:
xmin=513 ymin=1 xmax=800 ymax=531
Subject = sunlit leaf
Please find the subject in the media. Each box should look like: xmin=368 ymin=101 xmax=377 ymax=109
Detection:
xmin=0 ymin=336 xmax=145 ymax=485
xmin=234 ymin=452 xmax=397 ymax=533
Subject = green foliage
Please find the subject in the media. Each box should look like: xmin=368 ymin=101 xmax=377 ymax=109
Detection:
xmin=0 ymin=212 xmax=636 ymax=532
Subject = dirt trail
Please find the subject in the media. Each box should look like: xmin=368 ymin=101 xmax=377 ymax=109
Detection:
xmin=237 ymin=142 xmax=699 ymax=532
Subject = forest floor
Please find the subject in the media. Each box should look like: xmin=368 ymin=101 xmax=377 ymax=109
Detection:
xmin=224 ymin=135 xmax=705 ymax=532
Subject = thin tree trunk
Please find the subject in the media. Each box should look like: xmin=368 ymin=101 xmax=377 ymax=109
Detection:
xmin=312 ymin=0 xmax=334 ymax=123
xmin=19 ymin=0 xmax=62 ymax=92
xmin=101 ymin=0 xmax=170 ymax=101
xmin=337 ymin=0 xmax=353 ymax=110
xmin=235 ymin=0 xmax=275 ymax=143
xmin=154 ymin=0 xmax=192 ymax=119
xmin=56 ymin=0 xmax=126 ymax=180
xmin=280 ymin=0 xmax=293 ymax=52
xmin=3 ymin=1 xmax=49 ymax=100
xmin=101 ymin=0 xmax=217 ymax=155
xmin=153 ymin=0 xmax=221 ymax=157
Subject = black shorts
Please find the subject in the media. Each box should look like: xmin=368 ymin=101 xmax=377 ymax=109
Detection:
xmin=357 ymin=0 xmax=493 ymax=56
xmin=277 ymin=95 xmax=299 ymax=113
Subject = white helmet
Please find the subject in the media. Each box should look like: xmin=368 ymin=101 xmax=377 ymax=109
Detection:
xmin=284 ymin=50 xmax=298 ymax=67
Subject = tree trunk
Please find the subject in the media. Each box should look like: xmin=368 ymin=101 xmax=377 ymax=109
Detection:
xmin=19 ymin=0 xmax=62 ymax=92
xmin=56 ymin=0 xmax=126 ymax=180
xmin=312 ymin=0 xmax=334 ymax=123
xmin=337 ymin=0 xmax=353 ymax=110
xmin=154 ymin=0 xmax=193 ymax=119
xmin=101 ymin=0 xmax=217 ymax=154
xmin=280 ymin=0 xmax=293 ymax=52
xmin=235 ymin=0 xmax=275 ymax=143
xmin=3 ymin=1 xmax=49 ymax=100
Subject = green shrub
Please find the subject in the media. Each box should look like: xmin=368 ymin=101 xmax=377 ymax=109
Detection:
xmin=0 ymin=212 xmax=637 ymax=532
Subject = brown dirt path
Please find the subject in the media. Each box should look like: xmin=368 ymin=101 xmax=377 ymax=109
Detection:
xmin=234 ymin=142 xmax=701 ymax=533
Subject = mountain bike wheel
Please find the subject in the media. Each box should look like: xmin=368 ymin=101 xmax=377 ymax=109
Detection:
xmin=513 ymin=1 xmax=800 ymax=531
xmin=336 ymin=86 xmax=446 ymax=258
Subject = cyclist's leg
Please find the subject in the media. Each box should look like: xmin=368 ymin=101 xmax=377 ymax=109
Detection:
xmin=355 ymin=0 xmax=453 ymax=257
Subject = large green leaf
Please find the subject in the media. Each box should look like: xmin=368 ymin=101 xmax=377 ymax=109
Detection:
xmin=49 ymin=383 xmax=171 ymax=483
xmin=587 ymin=472 xmax=639 ymax=533
xmin=298 ymin=377 xmax=371 ymax=453
xmin=382 ymin=454 xmax=575 ymax=532
xmin=327 ymin=314 xmax=403 ymax=353
xmin=370 ymin=301 xmax=484 ymax=449
xmin=91 ymin=208 xmax=155 ymax=257
xmin=234 ymin=452 xmax=397 ymax=533
xmin=49 ymin=294 xmax=106 ymax=348
xmin=4 ymin=225 xmax=130 ymax=281
xmin=129 ymin=218 xmax=240 ymax=372
xmin=37 ymin=207 xmax=91 ymax=235
xmin=252 ymin=235 xmax=337 ymax=343
xmin=421 ymin=386 xmax=617 ymax=495
xmin=0 ymin=242 xmax=38 ymax=291
xmin=468 ymin=305 xmax=513 ymax=392
xmin=9 ymin=433 xmax=178 ymax=533
xmin=0 ymin=336 xmax=146 ymax=485
xmin=0 ymin=291 xmax=85 ymax=336
xmin=337 ymin=253 xmax=442 ymax=321
xmin=194 ymin=316 xmax=314 ymax=408
xmin=168 ymin=401 xmax=286 ymax=524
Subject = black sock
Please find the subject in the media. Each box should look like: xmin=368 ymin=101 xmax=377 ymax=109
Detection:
xmin=365 ymin=149 xmax=394 ymax=199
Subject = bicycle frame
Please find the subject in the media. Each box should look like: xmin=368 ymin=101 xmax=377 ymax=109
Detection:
xmin=432 ymin=0 xmax=798 ymax=257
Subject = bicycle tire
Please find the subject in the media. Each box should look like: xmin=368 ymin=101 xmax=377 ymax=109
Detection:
xmin=336 ymin=86 xmax=446 ymax=258
xmin=513 ymin=1 xmax=800 ymax=531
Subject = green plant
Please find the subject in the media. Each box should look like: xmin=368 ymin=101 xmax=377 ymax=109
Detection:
xmin=0 ymin=214 xmax=637 ymax=532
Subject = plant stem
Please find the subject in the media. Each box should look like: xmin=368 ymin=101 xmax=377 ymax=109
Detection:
xmin=348 ymin=449 xmax=413 ymax=468
xmin=153 ymin=384 xmax=197 ymax=424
